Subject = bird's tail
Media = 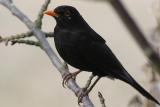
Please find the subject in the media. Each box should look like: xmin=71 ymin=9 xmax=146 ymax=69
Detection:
xmin=117 ymin=70 xmax=160 ymax=105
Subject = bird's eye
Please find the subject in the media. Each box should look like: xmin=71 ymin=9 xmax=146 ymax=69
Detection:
xmin=64 ymin=10 xmax=71 ymax=17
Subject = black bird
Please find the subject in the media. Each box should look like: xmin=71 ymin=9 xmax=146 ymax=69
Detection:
xmin=44 ymin=5 xmax=160 ymax=105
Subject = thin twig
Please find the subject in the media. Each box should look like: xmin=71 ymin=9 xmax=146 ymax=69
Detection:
xmin=11 ymin=40 xmax=42 ymax=48
xmin=128 ymin=95 xmax=143 ymax=107
xmin=34 ymin=0 xmax=51 ymax=28
xmin=0 ymin=31 xmax=32 ymax=42
xmin=98 ymin=92 xmax=106 ymax=107
xmin=0 ymin=32 xmax=53 ymax=43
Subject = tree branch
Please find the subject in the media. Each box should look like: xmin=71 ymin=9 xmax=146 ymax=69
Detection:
xmin=108 ymin=0 xmax=160 ymax=73
xmin=0 ymin=0 xmax=94 ymax=107
xmin=11 ymin=39 xmax=42 ymax=48
xmin=0 ymin=32 xmax=53 ymax=44
xmin=0 ymin=31 xmax=32 ymax=42
xmin=98 ymin=92 xmax=107 ymax=107
xmin=34 ymin=0 xmax=51 ymax=28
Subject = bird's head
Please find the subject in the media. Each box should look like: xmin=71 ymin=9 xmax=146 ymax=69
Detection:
xmin=44 ymin=5 xmax=87 ymax=29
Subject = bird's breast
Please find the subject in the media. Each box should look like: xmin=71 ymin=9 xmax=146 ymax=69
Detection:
xmin=53 ymin=30 xmax=86 ymax=69
xmin=54 ymin=41 xmax=87 ymax=69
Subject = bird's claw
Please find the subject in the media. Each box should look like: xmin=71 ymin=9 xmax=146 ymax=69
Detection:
xmin=78 ymin=95 xmax=83 ymax=105
xmin=77 ymin=88 xmax=88 ymax=105
xmin=62 ymin=73 xmax=74 ymax=88
xmin=62 ymin=70 xmax=81 ymax=88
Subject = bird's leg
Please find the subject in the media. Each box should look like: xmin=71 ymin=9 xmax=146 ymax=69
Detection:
xmin=85 ymin=76 xmax=101 ymax=94
xmin=62 ymin=70 xmax=81 ymax=88
xmin=78 ymin=76 xmax=101 ymax=104
xmin=83 ymin=74 xmax=95 ymax=91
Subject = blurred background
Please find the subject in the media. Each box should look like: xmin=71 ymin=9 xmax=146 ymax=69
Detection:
xmin=0 ymin=0 xmax=160 ymax=107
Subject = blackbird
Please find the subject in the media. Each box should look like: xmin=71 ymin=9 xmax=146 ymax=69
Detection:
xmin=44 ymin=5 xmax=160 ymax=105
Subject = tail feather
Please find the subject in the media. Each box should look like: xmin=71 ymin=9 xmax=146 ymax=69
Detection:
xmin=117 ymin=70 xmax=160 ymax=105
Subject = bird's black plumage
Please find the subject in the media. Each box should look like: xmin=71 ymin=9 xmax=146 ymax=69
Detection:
xmin=46 ymin=5 xmax=160 ymax=104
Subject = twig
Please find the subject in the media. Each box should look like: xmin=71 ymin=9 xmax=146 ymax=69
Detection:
xmin=11 ymin=40 xmax=42 ymax=48
xmin=0 ymin=31 xmax=32 ymax=42
xmin=128 ymin=95 xmax=143 ymax=107
xmin=0 ymin=32 xmax=53 ymax=43
xmin=34 ymin=0 xmax=51 ymax=28
xmin=0 ymin=0 xmax=94 ymax=107
xmin=98 ymin=92 xmax=106 ymax=107
xmin=108 ymin=0 xmax=160 ymax=73
xmin=45 ymin=32 xmax=53 ymax=38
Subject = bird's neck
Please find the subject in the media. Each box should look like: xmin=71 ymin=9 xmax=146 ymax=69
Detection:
xmin=56 ymin=16 xmax=90 ymax=31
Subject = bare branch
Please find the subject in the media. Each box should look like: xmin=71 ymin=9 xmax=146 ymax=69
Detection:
xmin=0 ymin=31 xmax=32 ymax=43
xmin=108 ymin=0 xmax=160 ymax=73
xmin=11 ymin=40 xmax=42 ymax=48
xmin=98 ymin=92 xmax=107 ymax=107
xmin=0 ymin=0 xmax=52 ymax=44
xmin=34 ymin=0 xmax=51 ymax=28
xmin=128 ymin=95 xmax=143 ymax=107
xmin=0 ymin=32 xmax=53 ymax=44
xmin=0 ymin=0 xmax=94 ymax=107
xmin=45 ymin=32 xmax=54 ymax=37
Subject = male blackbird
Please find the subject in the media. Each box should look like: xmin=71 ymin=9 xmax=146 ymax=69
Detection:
xmin=44 ymin=5 xmax=160 ymax=105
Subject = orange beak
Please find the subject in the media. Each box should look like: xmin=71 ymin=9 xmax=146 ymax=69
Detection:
xmin=43 ymin=10 xmax=59 ymax=17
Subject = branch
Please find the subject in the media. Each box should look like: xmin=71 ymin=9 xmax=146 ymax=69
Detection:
xmin=128 ymin=95 xmax=142 ymax=107
xmin=0 ymin=0 xmax=53 ymax=45
xmin=11 ymin=40 xmax=42 ymax=48
xmin=0 ymin=31 xmax=32 ymax=42
xmin=34 ymin=0 xmax=51 ymax=28
xmin=0 ymin=32 xmax=53 ymax=44
xmin=108 ymin=0 xmax=160 ymax=73
xmin=98 ymin=92 xmax=107 ymax=107
xmin=0 ymin=0 xmax=94 ymax=107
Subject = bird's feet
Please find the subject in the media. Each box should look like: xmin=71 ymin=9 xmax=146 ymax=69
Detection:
xmin=77 ymin=76 xmax=101 ymax=104
xmin=77 ymin=88 xmax=89 ymax=105
xmin=62 ymin=70 xmax=81 ymax=87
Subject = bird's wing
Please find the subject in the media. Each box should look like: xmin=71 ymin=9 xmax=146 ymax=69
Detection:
xmin=76 ymin=32 xmax=125 ymax=75
xmin=89 ymin=30 xmax=106 ymax=44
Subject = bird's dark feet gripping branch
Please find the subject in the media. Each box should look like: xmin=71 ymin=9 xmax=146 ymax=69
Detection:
xmin=62 ymin=70 xmax=81 ymax=87
xmin=44 ymin=5 xmax=160 ymax=105
xmin=63 ymin=71 xmax=100 ymax=104
xmin=77 ymin=75 xmax=101 ymax=104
